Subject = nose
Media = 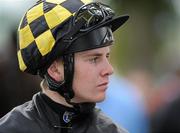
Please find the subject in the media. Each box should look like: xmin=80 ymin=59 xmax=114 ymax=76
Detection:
xmin=100 ymin=58 xmax=114 ymax=76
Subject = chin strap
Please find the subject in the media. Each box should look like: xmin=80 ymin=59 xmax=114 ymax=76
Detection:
xmin=63 ymin=53 xmax=75 ymax=100
xmin=44 ymin=53 xmax=74 ymax=98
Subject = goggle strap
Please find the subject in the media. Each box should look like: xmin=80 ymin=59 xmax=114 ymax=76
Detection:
xmin=61 ymin=18 xmax=87 ymax=51
xmin=63 ymin=18 xmax=86 ymax=41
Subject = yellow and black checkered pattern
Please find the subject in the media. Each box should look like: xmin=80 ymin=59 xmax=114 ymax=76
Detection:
xmin=17 ymin=0 xmax=92 ymax=74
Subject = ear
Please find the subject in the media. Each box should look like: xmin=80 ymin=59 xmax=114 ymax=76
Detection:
xmin=47 ymin=60 xmax=64 ymax=82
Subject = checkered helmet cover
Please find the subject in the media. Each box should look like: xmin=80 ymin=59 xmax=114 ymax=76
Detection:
xmin=17 ymin=0 xmax=92 ymax=75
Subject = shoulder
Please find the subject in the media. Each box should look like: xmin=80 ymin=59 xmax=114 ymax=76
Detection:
xmin=0 ymin=99 xmax=40 ymax=132
xmin=93 ymin=108 xmax=129 ymax=133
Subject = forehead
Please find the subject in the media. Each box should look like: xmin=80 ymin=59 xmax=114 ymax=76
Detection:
xmin=75 ymin=46 xmax=111 ymax=57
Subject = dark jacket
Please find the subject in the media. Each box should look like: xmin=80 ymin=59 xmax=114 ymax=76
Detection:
xmin=0 ymin=92 xmax=128 ymax=133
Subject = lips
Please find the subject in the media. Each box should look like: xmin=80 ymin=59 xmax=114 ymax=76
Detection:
xmin=97 ymin=82 xmax=109 ymax=88
xmin=98 ymin=82 xmax=108 ymax=86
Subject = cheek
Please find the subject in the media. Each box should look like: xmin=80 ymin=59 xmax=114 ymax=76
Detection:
xmin=73 ymin=65 xmax=95 ymax=87
xmin=72 ymin=62 xmax=99 ymax=95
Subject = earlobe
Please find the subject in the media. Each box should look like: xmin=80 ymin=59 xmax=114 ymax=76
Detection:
xmin=47 ymin=61 xmax=63 ymax=82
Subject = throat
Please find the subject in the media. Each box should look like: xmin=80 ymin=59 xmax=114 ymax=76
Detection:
xmin=42 ymin=89 xmax=73 ymax=108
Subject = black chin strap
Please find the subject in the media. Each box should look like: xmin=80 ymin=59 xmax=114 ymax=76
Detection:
xmin=63 ymin=53 xmax=75 ymax=100
xmin=44 ymin=53 xmax=75 ymax=99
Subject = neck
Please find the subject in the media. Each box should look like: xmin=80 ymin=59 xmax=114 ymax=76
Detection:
xmin=41 ymin=80 xmax=73 ymax=107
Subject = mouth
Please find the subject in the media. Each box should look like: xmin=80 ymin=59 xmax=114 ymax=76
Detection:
xmin=97 ymin=82 xmax=109 ymax=89
xmin=98 ymin=82 xmax=108 ymax=86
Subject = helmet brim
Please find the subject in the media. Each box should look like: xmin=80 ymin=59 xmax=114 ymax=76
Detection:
xmin=61 ymin=15 xmax=129 ymax=54
xmin=89 ymin=15 xmax=129 ymax=32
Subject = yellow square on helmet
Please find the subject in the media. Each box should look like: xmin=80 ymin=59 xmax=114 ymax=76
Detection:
xmin=35 ymin=30 xmax=55 ymax=56
xmin=44 ymin=5 xmax=72 ymax=29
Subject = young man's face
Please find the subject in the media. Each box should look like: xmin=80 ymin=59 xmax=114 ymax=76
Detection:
xmin=72 ymin=46 xmax=114 ymax=103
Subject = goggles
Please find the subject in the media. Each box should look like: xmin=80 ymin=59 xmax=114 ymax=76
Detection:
xmin=73 ymin=2 xmax=115 ymax=32
xmin=57 ymin=2 xmax=115 ymax=55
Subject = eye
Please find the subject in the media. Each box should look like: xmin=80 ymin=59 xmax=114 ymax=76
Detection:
xmin=89 ymin=56 xmax=99 ymax=63
xmin=106 ymin=53 xmax=110 ymax=59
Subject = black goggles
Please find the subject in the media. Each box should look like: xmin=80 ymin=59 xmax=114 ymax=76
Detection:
xmin=73 ymin=2 xmax=115 ymax=32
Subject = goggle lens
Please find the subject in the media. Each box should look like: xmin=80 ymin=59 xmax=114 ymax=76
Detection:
xmin=74 ymin=2 xmax=115 ymax=31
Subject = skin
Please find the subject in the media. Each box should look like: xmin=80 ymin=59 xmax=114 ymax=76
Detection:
xmin=44 ymin=45 xmax=113 ymax=106
xmin=72 ymin=46 xmax=114 ymax=103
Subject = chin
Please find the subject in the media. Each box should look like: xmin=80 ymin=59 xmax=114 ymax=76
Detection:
xmin=75 ymin=93 xmax=106 ymax=103
xmin=93 ymin=95 xmax=106 ymax=103
xmin=96 ymin=99 xmax=105 ymax=103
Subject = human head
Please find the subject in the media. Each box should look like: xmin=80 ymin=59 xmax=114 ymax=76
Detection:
xmin=17 ymin=0 xmax=129 ymax=105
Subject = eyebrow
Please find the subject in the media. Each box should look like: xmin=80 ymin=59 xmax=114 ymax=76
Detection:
xmin=82 ymin=52 xmax=110 ymax=58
